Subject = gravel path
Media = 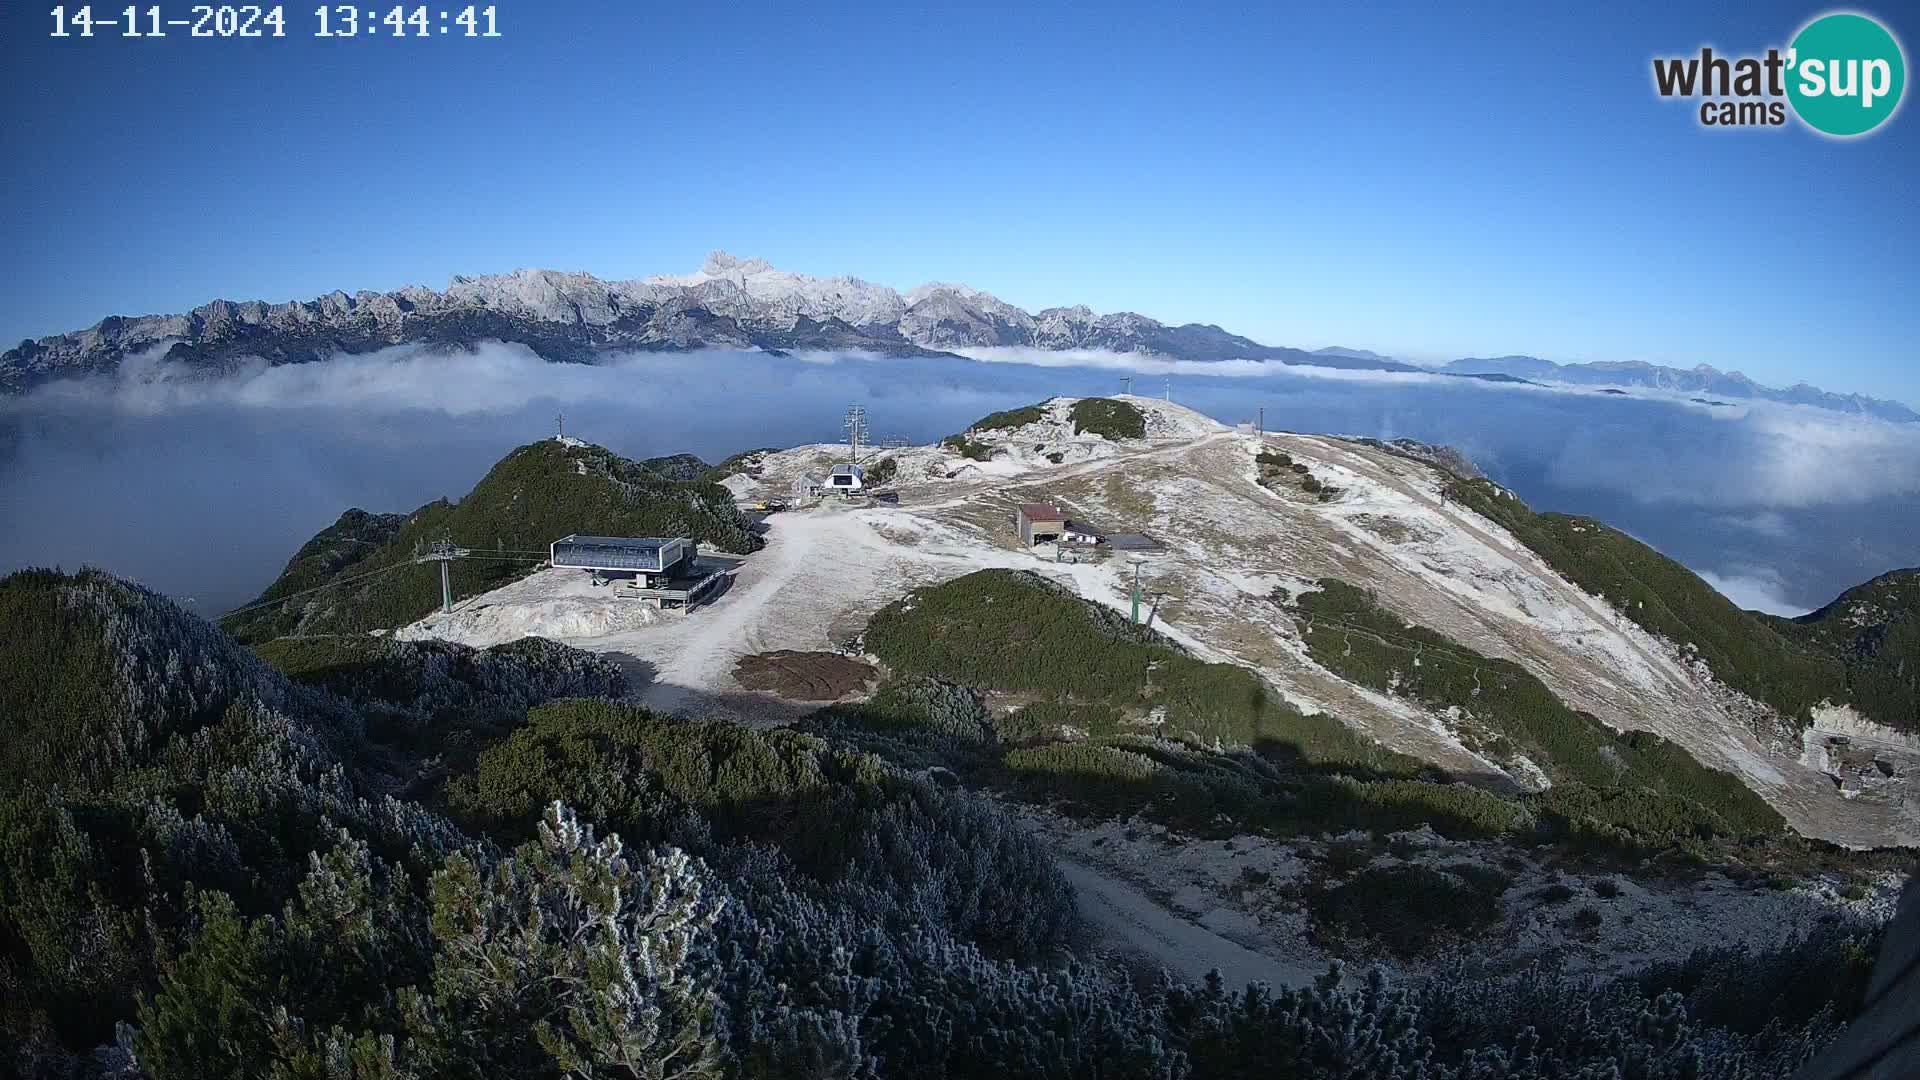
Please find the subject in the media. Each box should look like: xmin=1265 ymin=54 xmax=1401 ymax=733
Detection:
xmin=1055 ymin=856 xmax=1327 ymax=989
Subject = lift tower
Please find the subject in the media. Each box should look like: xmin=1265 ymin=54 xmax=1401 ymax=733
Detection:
xmin=415 ymin=537 xmax=473 ymax=613
xmin=843 ymin=405 xmax=869 ymax=463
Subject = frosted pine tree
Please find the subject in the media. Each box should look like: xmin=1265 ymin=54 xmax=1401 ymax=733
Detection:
xmin=427 ymin=802 xmax=726 ymax=1078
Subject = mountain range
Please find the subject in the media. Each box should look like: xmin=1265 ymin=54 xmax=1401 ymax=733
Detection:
xmin=3 ymin=252 xmax=1913 ymax=422
xmin=1441 ymin=356 xmax=1918 ymax=422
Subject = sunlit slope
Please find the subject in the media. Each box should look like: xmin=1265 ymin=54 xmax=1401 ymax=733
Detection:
xmin=1768 ymin=569 xmax=1920 ymax=734
xmin=823 ymin=396 xmax=1919 ymax=846
xmin=222 ymin=439 xmax=761 ymax=643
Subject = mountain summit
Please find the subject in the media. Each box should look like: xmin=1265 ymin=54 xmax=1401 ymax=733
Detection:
xmin=3 ymin=253 xmax=1913 ymax=421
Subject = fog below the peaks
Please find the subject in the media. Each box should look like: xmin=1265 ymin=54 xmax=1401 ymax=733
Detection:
xmin=2 ymin=343 xmax=1916 ymax=618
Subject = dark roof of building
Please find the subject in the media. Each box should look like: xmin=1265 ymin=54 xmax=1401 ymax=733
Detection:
xmin=830 ymin=463 xmax=864 ymax=476
xmin=1018 ymin=503 xmax=1067 ymax=521
xmin=554 ymin=535 xmax=683 ymax=552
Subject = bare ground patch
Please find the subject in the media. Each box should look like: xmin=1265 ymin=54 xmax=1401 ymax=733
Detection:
xmin=733 ymin=650 xmax=878 ymax=701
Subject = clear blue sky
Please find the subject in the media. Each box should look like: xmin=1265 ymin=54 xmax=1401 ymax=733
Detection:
xmin=2 ymin=1 xmax=1915 ymax=403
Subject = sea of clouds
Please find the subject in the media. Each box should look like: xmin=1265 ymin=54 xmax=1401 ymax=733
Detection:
xmin=2 ymin=341 xmax=1914 ymax=616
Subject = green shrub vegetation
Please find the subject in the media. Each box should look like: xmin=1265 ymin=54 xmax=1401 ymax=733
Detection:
xmin=252 ymin=633 xmax=625 ymax=780
xmin=941 ymin=433 xmax=994 ymax=461
xmin=968 ymin=402 xmax=1047 ymax=431
xmin=863 ymin=454 xmax=899 ymax=486
xmin=0 ymin=568 xmax=346 ymax=794
xmin=447 ymin=698 xmax=1073 ymax=957
xmin=832 ymin=570 xmax=1542 ymax=840
xmin=1766 ymin=569 xmax=1920 ymax=733
xmin=1291 ymin=578 xmax=1784 ymax=845
xmin=993 ymin=739 xmax=1526 ymax=839
xmin=638 ymin=451 xmax=712 ymax=482
xmin=222 ymin=439 xmax=763 ymax=643
xmin=1069 ymin=396 xmax=1147 ymax=440
xmin=698 ymin=446 xmax=780 ymax=483
xmin=202 ymin=508 xmax=404 ymax=629
xmin=1535 ymin=882 xmax=1577 ymax=904
xmin=841 ymin=570 xmax=1810 ymax=858
xmin=867 ymin=569 xmax=1390 ymax=760
xmin=1442 ymin=476 xmax=1850 ymax=725
xmin=1306 ymin=862 xmax=1512 ymax=958
xmin=0 ymin=566 xmax=1895 ymax=1078
xmin=1254 ymin=447 xmax=1339 ymax=501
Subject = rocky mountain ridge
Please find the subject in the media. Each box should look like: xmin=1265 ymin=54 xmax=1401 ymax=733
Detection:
xmin=5 ymin=252 xmax=1913 ymax=423
xmin=1443 ymin=356 xmax=1918 ymax=422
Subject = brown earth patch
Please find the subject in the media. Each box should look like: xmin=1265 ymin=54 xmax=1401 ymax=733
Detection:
xmin=733 ymin=650 xmax=878 ymax=701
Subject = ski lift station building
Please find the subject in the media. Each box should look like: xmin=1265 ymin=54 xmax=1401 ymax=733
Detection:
xmin=549 ymin=535 xmax=694 ymax=583
xmin=828 ymin=463 xmax=865 ymax=493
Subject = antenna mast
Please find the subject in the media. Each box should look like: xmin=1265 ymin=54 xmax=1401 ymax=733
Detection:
xmin=554 ymin=412 xmax=566 ymax=440
xmin=1121 ymin=376 xmax=1133 ymax=396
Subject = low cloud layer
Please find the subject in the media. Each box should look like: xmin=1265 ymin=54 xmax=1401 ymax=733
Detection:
xmin=1 ymin=343 xmax=1065 ymax=613
xmin=1698 ymin=568 xmax=1814 ymax=617
xmin=2 ymin=341 xmax=1914 ymax=617
xmin=1543 ymin=400 xmax=1920 ymax=511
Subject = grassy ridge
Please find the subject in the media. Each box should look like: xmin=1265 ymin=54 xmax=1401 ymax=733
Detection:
xmin=1291 ymin=578 xmax=1784 ymax=842
xmin=699 ymin=446 xmax=780 ymax=482
xmin=222 ymin=508 xmax=405 ymax=619
xmin=967 ymin=402 xmax=1047 ymax=431
xmin=637 ymin=452 xmax=712 ymax=481
xmin=221 ymin=439 xmax=763 ymax=642
xmin=1769 ymin=569 xmax=1920 ymax=733
xmin=1443 ymin=476 xmax=1845 ymax=723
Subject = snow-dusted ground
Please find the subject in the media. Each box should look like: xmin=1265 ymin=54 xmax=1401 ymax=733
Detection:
xmin=1053 ymin=854 xmax=1337 ymax=989
xmin=413 ymin=395 xmax=1914 ymax=847
xmin=393 ymin=395 xmax=1911 ymax=987
xmin=1026 ymin=811 xmax=1904 ymax=985
xmin=396 ymin=566 xmax=658 ymax=648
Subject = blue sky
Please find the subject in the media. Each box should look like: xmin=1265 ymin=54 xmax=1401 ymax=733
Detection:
xmin=2 ymin=1 xmax=1915 ymax=402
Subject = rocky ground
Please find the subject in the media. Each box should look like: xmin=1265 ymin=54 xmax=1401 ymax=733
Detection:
xmin=1023 ymin=810 xmax=1905 ymax=985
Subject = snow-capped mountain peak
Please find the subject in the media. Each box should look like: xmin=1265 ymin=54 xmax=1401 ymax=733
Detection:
xmin=3 ymin=253 xmax=1913 ymax=422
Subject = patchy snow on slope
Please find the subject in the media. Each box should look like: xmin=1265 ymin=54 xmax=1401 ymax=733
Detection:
xmin=396 ymin=566 xmax=658 ymax=648
xmin=505 ymin=415 xmax=1912 ymax=846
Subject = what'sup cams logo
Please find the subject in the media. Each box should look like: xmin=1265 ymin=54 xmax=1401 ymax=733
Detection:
xmin=1653 ymin=11 xmax=1906 ymax=136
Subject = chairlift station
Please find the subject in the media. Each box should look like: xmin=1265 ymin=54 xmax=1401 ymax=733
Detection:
xmin=549 ymin=534 xmax=730 ymax=610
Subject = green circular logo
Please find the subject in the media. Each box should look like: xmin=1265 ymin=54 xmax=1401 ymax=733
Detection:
xmin=1787 ymin=13 xmax=1906 ymax=136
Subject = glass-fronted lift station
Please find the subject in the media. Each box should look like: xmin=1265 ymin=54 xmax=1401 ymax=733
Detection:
xmin=549 ymin=535 xmax=694 ymax=579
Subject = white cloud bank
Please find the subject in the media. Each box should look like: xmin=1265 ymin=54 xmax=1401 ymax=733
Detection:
xmin=1698 ymin=568 xmax=1814 ymax=617
xmin=1545 ymin=399 xmax=1920 ymax=510
xmin=3 ymin=340 xmax=1912 ymax=615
